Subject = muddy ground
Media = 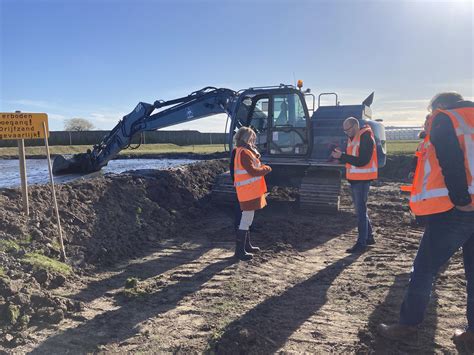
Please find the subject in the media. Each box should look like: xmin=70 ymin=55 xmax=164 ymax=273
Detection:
xmin=0 ymin=151 xmax=228 ymax=160
xmin=0 ymin=159 xmax=470 ymax=354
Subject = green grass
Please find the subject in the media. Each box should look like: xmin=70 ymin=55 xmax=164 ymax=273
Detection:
xmin=125 ymin=277 xmax=139 ymax=289
xmin=122 ymin=278 xmax=153 ymax=298
xmin=7 ymin=304 xmax=20 ymax=325
xmin=0 ymin=239 xmax=20 ymax=253
xmin=0 ymin=267 xmax=5 ymax=279
xmin=19 ymin=234 xmax=33 ymax=245
xmin=386 ymin=140 xmax=420 ymax=155
xmin=22 ymin=252 xmax=72 ymax=275
xmin=0 ymin=141 xmax=419 ymax=158
xmin=0 ymin=143 xmax=226 ymax=157
xmin=51 ymin=240 xmax=62 ymax=252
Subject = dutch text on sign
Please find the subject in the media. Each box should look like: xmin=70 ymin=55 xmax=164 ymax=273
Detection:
xmin=0 ymin=113 xmax=49 ymax=140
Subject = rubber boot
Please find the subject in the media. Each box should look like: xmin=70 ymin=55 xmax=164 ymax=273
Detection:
xmin=245 ymin=231 xmax=260 ymax=253
xmin=234 ymin=230 xmax=253 ymax=261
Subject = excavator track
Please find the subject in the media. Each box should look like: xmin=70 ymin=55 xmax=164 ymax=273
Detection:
xmin=298 ymin=169 xmax=342 ymax=213
xmin=213 ymin=169 xmax=342 ymax=213
xmin=211 ymin=172 xmax=237 ymax=205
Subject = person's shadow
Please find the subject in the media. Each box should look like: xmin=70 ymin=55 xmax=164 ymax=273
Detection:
xmin=360 ymin=266 xmax=448 ymax=353
xmin=31 ymin=257 xmax=234 ymax=354
xmin=210 ymin=253 xmax=362 ymax=353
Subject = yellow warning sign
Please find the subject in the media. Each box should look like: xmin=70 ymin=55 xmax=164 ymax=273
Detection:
xmin=0 ymin=113 xmax=49 ymax=140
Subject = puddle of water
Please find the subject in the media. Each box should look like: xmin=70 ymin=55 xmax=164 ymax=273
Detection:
xmin=0 ymin=158 xmax=196 ymax=188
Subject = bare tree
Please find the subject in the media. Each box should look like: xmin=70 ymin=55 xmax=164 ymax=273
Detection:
xmin=64 ymin=118 xmax=95 ymax=131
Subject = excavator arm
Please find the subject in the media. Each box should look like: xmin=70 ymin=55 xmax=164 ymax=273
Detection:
xmin=52 ymin=87 xmax=237 ymax=175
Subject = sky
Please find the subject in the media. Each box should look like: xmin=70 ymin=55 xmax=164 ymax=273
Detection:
xmin=1 ymin=0 xmax=473 ymax=132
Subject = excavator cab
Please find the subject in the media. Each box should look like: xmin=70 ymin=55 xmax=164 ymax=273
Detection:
xmin=219 ymin=86 xmax=385 ymax=213
xmin=232 ymin=86 xmax=312 ymax=158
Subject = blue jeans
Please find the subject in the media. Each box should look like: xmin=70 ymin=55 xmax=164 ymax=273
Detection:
xmin=350 ymin=181 xmax=373 ymax=246
xmin=399 ymin=209 xmax=474 ymax=331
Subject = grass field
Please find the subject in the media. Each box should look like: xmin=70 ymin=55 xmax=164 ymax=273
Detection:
xmin=385 ymin=140 xmax=419 ymax=155
xmin=0 ymin=143 xmax=226 ymax=157
xmin=0 ymin=140 xmax=419 ymax=158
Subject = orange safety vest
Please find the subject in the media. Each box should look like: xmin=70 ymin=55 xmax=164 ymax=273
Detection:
xmin=400 ymin=136 xmax=430 ymax=194
xmin=405 ymin=108 xmax=474 ymax=216
xmin=346 ymin=126 xmax=378 ymax=180
xmin=415 ymin=140 xmax=425 ymax=153
xmin=233 ymin=147 xmax=267 ymax=202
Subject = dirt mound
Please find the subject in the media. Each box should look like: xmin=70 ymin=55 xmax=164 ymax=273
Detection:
xmin=379 ymin=154 xmax=413 ymax=181
xmin=0 ymin=160 xmax=227 ymax=346
xmin=1 ymin=159 xmax=227 ymax=266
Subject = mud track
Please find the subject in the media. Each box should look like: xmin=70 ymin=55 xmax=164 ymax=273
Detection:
xmin=0 ymin=161 xmax=469 ymax=354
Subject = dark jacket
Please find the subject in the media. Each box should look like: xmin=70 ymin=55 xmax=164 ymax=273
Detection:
xmin=339 ymin=130 xmax=375 ymax=183
xmin=230 ymin=149 xmax=236 ymax=182
xmin=429 ymin=100 xmax=473 ymax=206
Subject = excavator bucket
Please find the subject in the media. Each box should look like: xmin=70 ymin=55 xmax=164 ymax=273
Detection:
xmin=52 ymin=153 xmax=96 ymax=175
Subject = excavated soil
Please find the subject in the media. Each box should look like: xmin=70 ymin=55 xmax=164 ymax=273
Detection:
xmin=0 ymin=159 xmax=470 ymax=354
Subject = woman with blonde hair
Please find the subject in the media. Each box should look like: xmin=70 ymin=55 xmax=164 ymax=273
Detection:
xmin=231 ymin=126 xmax=272 ymax=261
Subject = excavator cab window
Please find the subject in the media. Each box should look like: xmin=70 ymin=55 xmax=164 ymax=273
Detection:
xmin=269 ymin=93 xmax=309 ymax=155
xmin=248 ymin=96 xmax=269 ymax=151
xmin=273 ymin=95 xmax=306 ymax=128
xmin=249 ymin=97 xmax=269 ymax=131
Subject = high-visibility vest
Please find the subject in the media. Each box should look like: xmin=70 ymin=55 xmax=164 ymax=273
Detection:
xmin=346 ymin=126 xmax=378 ymax=180
xmin=407 ymin=108 xmax=474 ymax=216
xmin=400 ymin=136 xmax=430 ymax=193
xmin=233 ymin=147 xmax=267 ymax=202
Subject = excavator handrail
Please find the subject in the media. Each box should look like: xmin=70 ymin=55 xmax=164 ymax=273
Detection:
xmin=318 ymin=93 xmax=339 ymax=107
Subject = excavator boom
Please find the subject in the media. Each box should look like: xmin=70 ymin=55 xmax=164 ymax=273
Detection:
xmin=52 ymin=87 xmax=237 ymax=175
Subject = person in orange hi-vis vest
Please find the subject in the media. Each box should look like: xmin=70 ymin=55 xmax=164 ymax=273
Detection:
xmin=378 ymin=92 xmax=474 ymax=349
xmin=232 ymin=127 xmax=272 ymax=261
xmin=331 ymin=117 xmax=378 ymax=253
xmin=408 ymin=114 xmax=431 ymax=181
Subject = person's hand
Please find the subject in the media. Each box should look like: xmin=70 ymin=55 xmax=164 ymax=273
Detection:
xmin=408 ymin=172 xmax=415 ymax=180
xmin=331 ymin=148 xmax=343 ymax=159
xmin=455 ymin=204 xmax=474 ymax=212
xmin=265 ymin=165 xmax=272 ymax=172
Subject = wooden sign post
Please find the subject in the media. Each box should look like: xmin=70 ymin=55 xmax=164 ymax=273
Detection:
xmin=42 ymin=122 xmax=67 ymax=261
xmin=17 ymin=135 xmax=29 ymax=215
xmin=0 ymin=112 xmax=66 ymax=260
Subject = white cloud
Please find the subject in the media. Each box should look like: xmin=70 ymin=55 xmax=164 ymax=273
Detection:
xmin=49 ymin=113 xmax=67 ymax=120
xmin=44 ymin=113 xmax=68 ymax=131
xmin=160 ymin=114 xmax=229 ymax=133
xmin=5 ymin=99 xmax=58 ymax=109
xmin=380 ymin=99 xmax=430 ymax=105
xmin=88 ymin=111 xmax=126 ymax=129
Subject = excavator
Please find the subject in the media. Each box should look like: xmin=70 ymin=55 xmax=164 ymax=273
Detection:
xmin=52 ymin=82 xmax=386 ymax=213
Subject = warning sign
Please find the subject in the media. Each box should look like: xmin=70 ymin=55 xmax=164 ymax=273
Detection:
xmin=0 ymin=113 xmax=49 ymax=140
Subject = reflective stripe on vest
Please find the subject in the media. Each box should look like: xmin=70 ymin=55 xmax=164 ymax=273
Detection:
xmin=234 ymin=176 xmax=262 ymax=187
xmin=449 ymin=110 xmax=474 ymax=177
xmin=348 ymin=162 xmax=378 ymax=174
xmin=409 ymin=108 xmax=474 ymax=215
xmin=411 ymin=185 xmax=474 ymax=203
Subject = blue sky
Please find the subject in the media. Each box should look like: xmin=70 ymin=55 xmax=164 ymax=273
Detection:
xmin=1 ymin=0 xmax=472 ymax=132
